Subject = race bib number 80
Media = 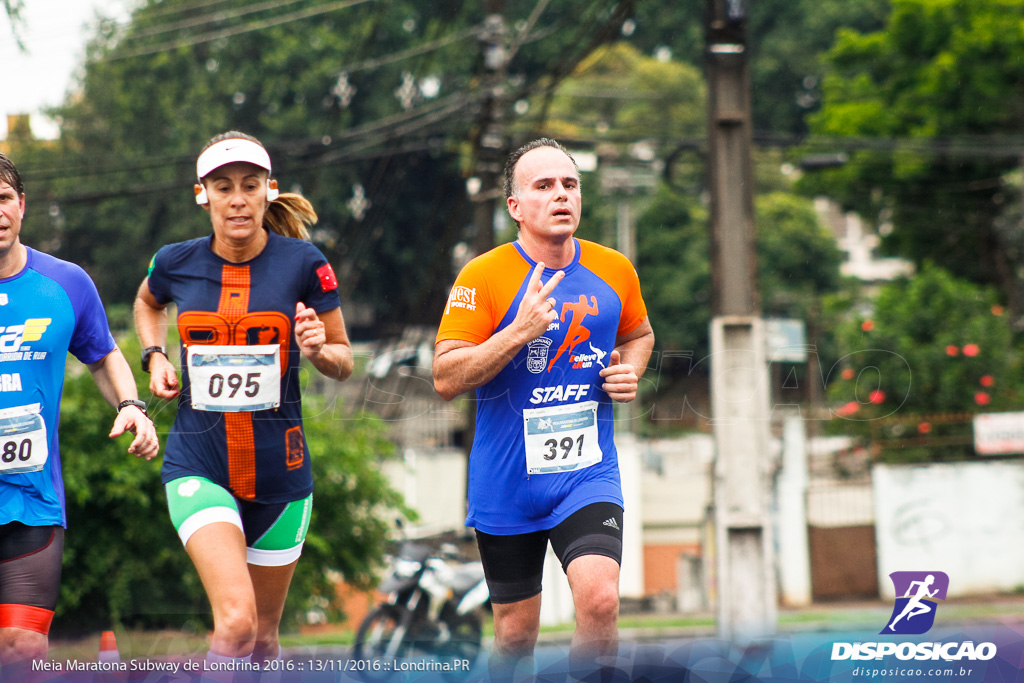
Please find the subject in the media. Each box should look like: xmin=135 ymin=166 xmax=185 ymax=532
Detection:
xmin=187 ymin=344 xmax=281 ymax=412
xmin=0 ymin=403 xmax=48 ymax=475
xmin=523 ymin=400 xmax=602 ymax=475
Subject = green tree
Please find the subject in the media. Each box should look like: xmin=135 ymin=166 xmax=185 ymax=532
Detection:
xmin=290 ymin=396 xmax=407 ymax=626
xmin=802 ymin=0 xmax=1024 ymax=308
xmin=634 ymin=186 xmax=710 ymax=356
xmin=9 ymin=0 xmax=636 ymax=333
xmin=826 ymin=263 xmax=1021 ymax=462
xmin=58 ymin=363 xmax=199 ymax=633
xmin=625 ymin=0 xmax=888 ymax=134
xmin=746 ymin=0 xmax=889 ymax=134
xmin=56 ymin=337 xmax=407 ymax=633
xmin=532 ymin=42 xmax=705 ymax=145
xmin=758 ymin=192 xmax=843 ymax=319
xmin=636 ymin=188 xmax=842 ymax=360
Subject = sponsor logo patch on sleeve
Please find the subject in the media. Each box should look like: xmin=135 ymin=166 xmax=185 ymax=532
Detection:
xmin=444 ymin=286 xmax=477 ymax=315
xmin=316 ymin=263 xmax=339 ymax=292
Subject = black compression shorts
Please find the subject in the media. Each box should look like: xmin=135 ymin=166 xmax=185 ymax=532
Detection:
xmin=474 ymin=502 xmax=623 ymax=604
xmin=0 ymin=522 xmax=64 ymax=633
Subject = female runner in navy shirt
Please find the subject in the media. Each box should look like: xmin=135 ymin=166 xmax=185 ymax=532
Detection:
xmin=134 ymin=132 xmax=353 ymax=669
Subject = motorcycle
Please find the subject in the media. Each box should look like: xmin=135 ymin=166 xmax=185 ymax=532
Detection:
xmin=353 ymin=539 xmax=490 ymax=676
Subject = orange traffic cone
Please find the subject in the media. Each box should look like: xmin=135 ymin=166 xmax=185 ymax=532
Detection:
xmin=98 ymin=630 xmax=121 ymax=664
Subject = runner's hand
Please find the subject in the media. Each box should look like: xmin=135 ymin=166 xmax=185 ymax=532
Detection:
xmin=599 ymin=349 xmax=639 ymax=403
xmin=110 ymin=406 xmax=160 ymax=460
xmin=295 ymin=302 xmax=326 ymax=358
xmin=514 ymin=261 xmax=564 ymax=343
xmin=149 ymin=353 xmax=179 ymax=399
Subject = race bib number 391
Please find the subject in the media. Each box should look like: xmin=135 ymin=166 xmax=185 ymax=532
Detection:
xmin=523 ymin=400 xmax=602 ymax=475
xmin=0 ymin=403 xmax=48 ymax=475
xmin=187 ymin=344 xmax=281 ymax=412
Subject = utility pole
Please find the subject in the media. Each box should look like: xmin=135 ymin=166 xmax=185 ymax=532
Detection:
xmin=462 ymin=3 xmax=508 ymax=505
xmin=705 ymin=0 xmax=777 ymax=643
xmin=470 ymin=4 xmax=508 ymax=257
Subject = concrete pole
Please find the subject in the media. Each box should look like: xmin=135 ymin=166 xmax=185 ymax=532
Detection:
xmin=471 ymin=7 xmax=508 ymax=257
xmin=705 ymin=0 xmax=777 ymax=643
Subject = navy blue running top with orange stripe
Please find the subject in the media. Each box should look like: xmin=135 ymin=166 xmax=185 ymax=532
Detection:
xmin=147 ymin=230 xmax=340 ymax=504
xmin=436 ymin=239 xmax=647 ymax=534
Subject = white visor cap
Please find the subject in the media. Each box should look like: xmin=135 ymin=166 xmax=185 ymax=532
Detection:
xmin=194 ymin=138 xmax=277 ymax=204
xmin=196 ymin=138 xmax=272 ymax=180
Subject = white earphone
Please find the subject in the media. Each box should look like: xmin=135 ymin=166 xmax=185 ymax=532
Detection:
xmin=194 ymin=178 xmax=279 ymax=205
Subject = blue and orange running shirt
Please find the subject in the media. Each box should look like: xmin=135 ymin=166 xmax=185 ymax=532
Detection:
xmin=0 ymin=248 xmax=116 ymax=528
xmin=147 ymin=230 xmax=340 ymax=504
xmin=437 ymin=239 xmax=647 ymax=534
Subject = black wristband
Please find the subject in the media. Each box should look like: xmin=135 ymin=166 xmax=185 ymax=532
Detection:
xmin=117 ymin=399 xmax=148 ymax=416
xmin=141 ymin=346 xmax=167 ymax=373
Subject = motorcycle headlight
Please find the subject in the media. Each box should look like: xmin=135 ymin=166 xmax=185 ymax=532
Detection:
xmin=394 ymin=558 xmax=422 ymax=577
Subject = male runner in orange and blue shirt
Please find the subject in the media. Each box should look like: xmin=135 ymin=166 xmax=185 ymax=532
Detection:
xmin=434 ymin=138 xmax=654 ymax=674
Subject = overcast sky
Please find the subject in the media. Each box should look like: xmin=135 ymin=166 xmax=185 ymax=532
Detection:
xmin=1 ymin=0 xmax=132 ymax=138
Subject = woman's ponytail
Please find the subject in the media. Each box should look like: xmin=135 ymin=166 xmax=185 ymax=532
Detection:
xmin=263 ymin=192 xmax=317 ymax=241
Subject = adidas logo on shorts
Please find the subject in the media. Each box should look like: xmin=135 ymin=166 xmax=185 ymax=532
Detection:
xmin=603 ymin=517 xmax=620 ymax=531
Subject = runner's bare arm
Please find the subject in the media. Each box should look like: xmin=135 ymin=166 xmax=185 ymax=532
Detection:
xmin=433 ymin=335 xmax=523 ymax=401
xmin=86 ymin=348 xmax=160 ymax=460
xmin=599 ymin=317 xmax=654 ymax=403
xmin=294 ymin=303 xmax=353 ymax=381
xmin=433 ymin=263 xmax=564 ymax=401
xmin=134 ymin=278 xmax=179 ymax=399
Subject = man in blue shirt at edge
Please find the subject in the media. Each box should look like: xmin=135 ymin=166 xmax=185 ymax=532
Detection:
xmin=0 ymin=153 xmax=159 ymax=675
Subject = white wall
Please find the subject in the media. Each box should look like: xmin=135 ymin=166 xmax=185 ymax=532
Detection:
xmin=380 ymin=448 xmax=468 ymax=537
xmin=641 ymin=436 xmax=714 ymax=539
xmin=617 ymin=433 xmax=645 ymax=599
xmin=874 ymin=461 xmax=1024 ymax=598
xmin=776 ymin=416 xmax=812 ymax=607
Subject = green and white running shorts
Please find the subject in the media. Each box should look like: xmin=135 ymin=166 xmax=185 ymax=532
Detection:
xmin=165 ymin=476 xmax=312 ymax=567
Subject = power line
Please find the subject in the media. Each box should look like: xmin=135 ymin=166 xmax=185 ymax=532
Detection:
xmin=757 ymin=132 xmax=1024 ymax=159
xmin=103 ymin=0 xmax=374 ymax=61
xmin=506 ymin=0 xmax=551 ymax=63
xmin=22 ymin=89 xmax=481 ymax=201
xmin=335 ymin=25 xmax=483 ymax=74
xmin=20 ymin=82 xmax=482 ymax=180
xmin=132 ymin=0 xmax=241 ymax=23
xmin=43 ymin=135 xmax=451 ymax=205
xmin=125 ymin=0 xmax=311 ymax=41
xmin=509 ymin=0 xmax=636 ymax=134
xmin=29 ymin=126 xmax=1024 ymax=187
xmin=92 ymin=1 xmax=483 ymax=112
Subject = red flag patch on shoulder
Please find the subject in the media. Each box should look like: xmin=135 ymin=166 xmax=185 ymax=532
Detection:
xmin=317 ymin=263 xmax=339 ymax=292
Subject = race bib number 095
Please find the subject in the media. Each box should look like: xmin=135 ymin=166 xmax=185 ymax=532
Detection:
xmin=187 ymin=344 xmax=281 ymax=412
xmin=0 ymin=403 xmax=48 ymax=475
xmin=523 ymin=400 xmax=602 ymax=475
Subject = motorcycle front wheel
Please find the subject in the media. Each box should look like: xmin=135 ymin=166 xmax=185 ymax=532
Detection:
xmin=353 ymin=604 xmax=408 ymax=665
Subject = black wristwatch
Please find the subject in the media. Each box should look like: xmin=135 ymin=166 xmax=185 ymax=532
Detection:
xmin=141 ymin=346 xmax=167 ymax=373
xmin=117 ymin=399 xmax=148 ymax=416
